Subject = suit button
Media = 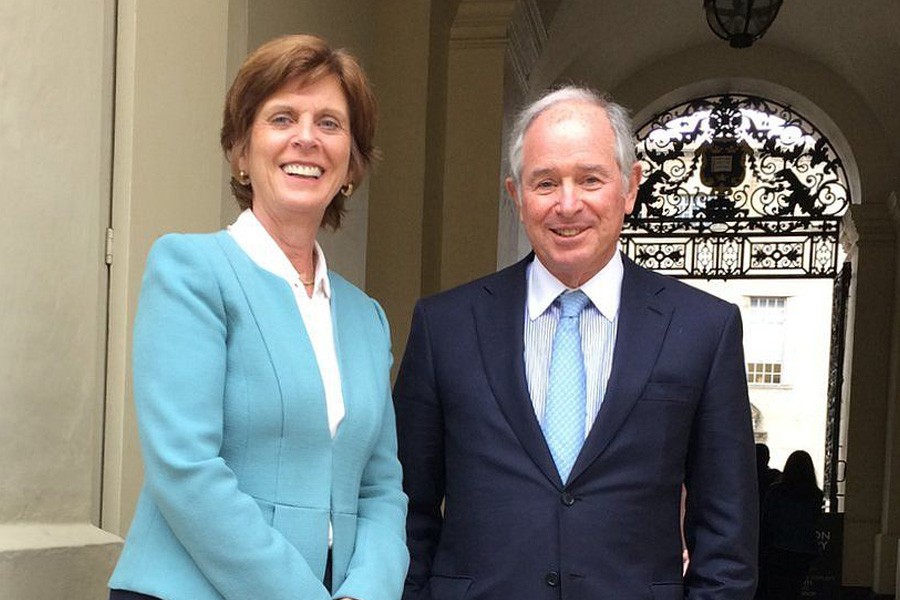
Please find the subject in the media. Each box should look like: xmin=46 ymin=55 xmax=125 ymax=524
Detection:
xmin=546 ymin=571 xmax=560 ymax=586
xmin=561 ymin=492 xmax=575 ymax=506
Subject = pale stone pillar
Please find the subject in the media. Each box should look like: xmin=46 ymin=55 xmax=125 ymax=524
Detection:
xmin=873 ymin=194 xmax=900 ymax=595
xmin=103 ymin=0 xmax=232 ymax=540
xmin=841 ymin=201 xmax=898 ymax=588
xmin=365 ymin=0 xmax=440 ymax=358
xmin=440 ymin=0 xmax=516 ymax=290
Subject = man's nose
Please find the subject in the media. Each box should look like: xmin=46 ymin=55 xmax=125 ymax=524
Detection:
xmin=556 ymin=181 xmax=581 ymax=215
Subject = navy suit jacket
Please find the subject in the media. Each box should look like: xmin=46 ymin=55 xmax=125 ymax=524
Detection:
xmin=394 ymin=254 xmax=757 ymax=600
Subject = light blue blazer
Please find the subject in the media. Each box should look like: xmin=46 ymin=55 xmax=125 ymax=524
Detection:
xmin=109 ymin=232 xmax=409 ymax=600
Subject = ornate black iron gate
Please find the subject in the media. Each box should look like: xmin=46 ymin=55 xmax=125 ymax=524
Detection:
xmin=823 ymin=263 xmax=851 ymax=511
xmin=625 ymin=94 xmax=849 ymax=280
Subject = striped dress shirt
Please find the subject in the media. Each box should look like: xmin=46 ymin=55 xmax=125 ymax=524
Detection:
xmin=523 ymin=252 xmax=622 ymax=435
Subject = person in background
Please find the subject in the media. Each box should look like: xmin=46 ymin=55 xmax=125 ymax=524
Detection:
xmin=393 ymin=85 xmax=758 ymax=599
xmin=759 ymin=450 xmax=824 ymax=600
xmin=107 ymin=34 xmax=408 ymax=600
xmin=755 ymin=442 xmax=782 ymax=599
xmin=756 ymin=442 xmax=782 ymax=507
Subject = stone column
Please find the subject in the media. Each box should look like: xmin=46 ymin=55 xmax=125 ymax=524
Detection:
xmin=103 ymin=0 xmax=232 ymax=539
xmin=366 ymin=0 xmax=437 ymax=360
xmin=841 ymin=201 xmax=898 ymax=589
xmin=873 ymin=194 xmax=900 ymax=594
xmin=440 ymin=0 xmax=515 ymax=290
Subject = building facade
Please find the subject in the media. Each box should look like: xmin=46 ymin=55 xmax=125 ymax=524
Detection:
xmin=1 ymin=1 xmax=898 ymax=598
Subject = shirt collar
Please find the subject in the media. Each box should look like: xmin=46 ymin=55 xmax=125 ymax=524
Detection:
xmin=526 ymin=250 xmax=623 ymax=321
xmin=227 ymin=208 xmax=331 ymax=298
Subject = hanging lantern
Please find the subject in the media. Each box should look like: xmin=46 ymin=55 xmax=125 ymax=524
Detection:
xmin=704 ymin=0 xmax=783 ymax=48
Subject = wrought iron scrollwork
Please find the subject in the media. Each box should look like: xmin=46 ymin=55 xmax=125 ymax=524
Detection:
xmin=625 ymin=94 xmax=850 ymax=278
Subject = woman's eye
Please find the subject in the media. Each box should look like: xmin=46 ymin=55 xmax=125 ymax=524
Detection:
xmin=270 ymin=114 xmax=294 ymax=126
xmin=319 ymin=117 xmax=342 ymax=131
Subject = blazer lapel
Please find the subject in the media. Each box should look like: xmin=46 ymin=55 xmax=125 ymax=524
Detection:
xmin=327 ymin=274 xmax=383 ymax=449
xmin=473 ymin=256 xmax=562 ymax=487
xmin=569 ymin=256 xmax=674 ymax=483
xmin=214 ymin=232 xmax=331 ymax=448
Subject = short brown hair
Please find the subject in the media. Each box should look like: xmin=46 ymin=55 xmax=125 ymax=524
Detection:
xmin=221 ymin=34 xmax=377 ymax=230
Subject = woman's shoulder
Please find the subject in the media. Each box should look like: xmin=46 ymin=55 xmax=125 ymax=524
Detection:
xmin=149 ymin=230 xmax=227 ymax=254
xmin=145 ymin=231 xmax=231 ymax=270
xmin=329 ymin=271 xmax=372 ymax=304
xmin=329 ymin=271 xmax=389 ymax=328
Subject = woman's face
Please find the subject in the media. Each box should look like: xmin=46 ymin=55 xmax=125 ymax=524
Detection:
xmin=239 ymin=74 xmax=352 ymax=225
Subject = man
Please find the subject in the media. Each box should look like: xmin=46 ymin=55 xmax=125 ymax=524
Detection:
xmin=394 ymin=86 xmax=758 ymax=599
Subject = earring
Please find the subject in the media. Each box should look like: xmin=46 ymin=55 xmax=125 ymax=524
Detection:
xmin=340 ymin=183 xmax=354 ymax=197
xmin=237 ymin=170 xmax=250 ymax=186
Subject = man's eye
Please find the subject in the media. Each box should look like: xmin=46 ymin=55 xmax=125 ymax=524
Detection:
xmin=536 ymin=180 xmax=556 ymax=190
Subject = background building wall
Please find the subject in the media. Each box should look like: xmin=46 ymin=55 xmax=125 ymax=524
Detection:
xmin=692 ymin=279 xmax=835 ymax=488
xmin=1 ymin=0 xmax=898 ymax=597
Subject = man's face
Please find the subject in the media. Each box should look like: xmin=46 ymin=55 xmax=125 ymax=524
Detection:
xmin=507 ymin=101 xmax=641 ymax=288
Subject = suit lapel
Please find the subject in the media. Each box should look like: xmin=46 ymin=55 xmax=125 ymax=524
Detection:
xmin=473 ymin=256 xmax=563 ymax=487
xmin=569 ymin=256 xmax=673 ymax=483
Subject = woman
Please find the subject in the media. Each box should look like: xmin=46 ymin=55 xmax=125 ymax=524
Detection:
xmin=108 ymin=34 xmax=408 ymax=600
xmin=759 ymin=450 xmax=824 ymax=600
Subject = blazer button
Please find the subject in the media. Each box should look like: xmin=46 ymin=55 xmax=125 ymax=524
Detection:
xmin=561 ymin=492 xmax=575 ymax=506
xmin=545 ymin=571 xmax=560 ymax=587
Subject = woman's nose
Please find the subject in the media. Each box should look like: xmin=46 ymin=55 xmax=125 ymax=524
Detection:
xmin=291 ymin=118 xmax=317 ymax=149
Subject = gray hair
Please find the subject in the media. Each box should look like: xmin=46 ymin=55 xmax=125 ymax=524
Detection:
xmin=507 ymin=85 xmax=637 ymax=193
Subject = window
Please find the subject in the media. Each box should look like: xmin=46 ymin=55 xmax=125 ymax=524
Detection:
xmin=747 ymin=362 xmax=782 ymax=384
xmin=744 ymin=296 xmax=787 ymax=385
xmin=750 ymin=297 xmax=785 ymax=310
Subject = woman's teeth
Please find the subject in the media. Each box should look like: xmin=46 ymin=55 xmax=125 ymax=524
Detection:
xmin=282 ymin=164 xmax=322 ymax=178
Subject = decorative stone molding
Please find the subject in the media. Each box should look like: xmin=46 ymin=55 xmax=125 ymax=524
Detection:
xmin=451 ymin=0 xmax=516 ymax=47
xmin=843 ymin=202 xmax=897 ymax=255
xmin=507 ymin=0 xmax=547 ymax=92
xmin=852 ymin=203 xmax=898 ymax=242
xmin=449 ymin=0 xmax=547 ymax=90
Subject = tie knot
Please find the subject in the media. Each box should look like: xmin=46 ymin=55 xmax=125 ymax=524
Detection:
xmin=558 ymin=290 xmax=590 ymax=318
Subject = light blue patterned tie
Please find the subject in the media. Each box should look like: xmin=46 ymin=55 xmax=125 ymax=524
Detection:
xmin=542 ymin=290 xmax=591 ymax=483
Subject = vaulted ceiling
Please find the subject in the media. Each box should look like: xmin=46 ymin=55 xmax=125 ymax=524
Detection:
xmin=525 ymin=0 xmax=900 ymax=202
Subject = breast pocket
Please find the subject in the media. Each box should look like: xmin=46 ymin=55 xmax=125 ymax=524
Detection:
xmin=640 ymin=382 xmax=699 ymax=403
xmin=634 ymin=382 xmax=700 ymax=483
xmin=649 ymin=582 xmax=684 ymax=600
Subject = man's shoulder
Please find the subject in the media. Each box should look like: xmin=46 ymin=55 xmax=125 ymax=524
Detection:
xmin=624 ymin=256 xmax=736 ymax=313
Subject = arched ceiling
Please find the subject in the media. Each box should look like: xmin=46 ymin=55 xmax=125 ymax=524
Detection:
xmin=527 ymin=0 xmax=900 ymax=201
